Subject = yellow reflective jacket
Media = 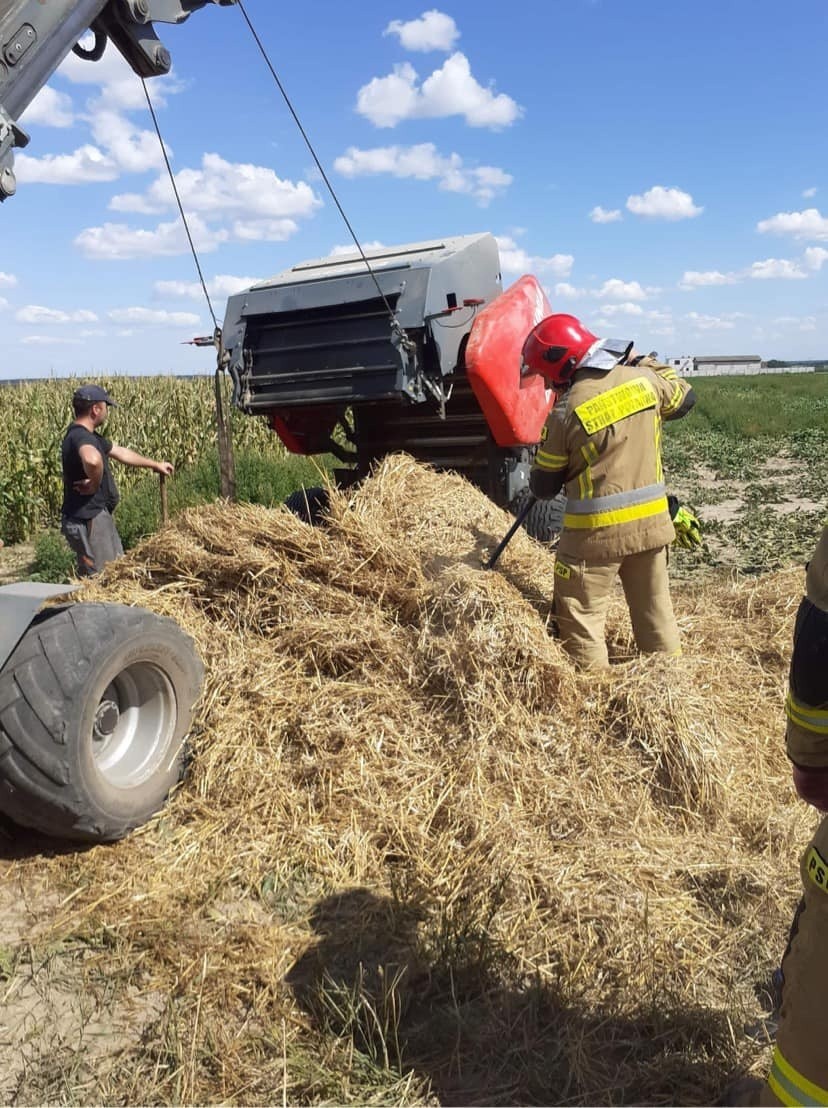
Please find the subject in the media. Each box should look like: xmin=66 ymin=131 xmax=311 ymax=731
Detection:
xmin=531 ymin=356 xmax=695 ymax=561
xmin=786 ymin=524 xmax=828 ymax=768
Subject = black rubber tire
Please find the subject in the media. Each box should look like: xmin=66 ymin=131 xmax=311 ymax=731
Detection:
xmin=284 ymin=485 xmax=331 ymax=526
xmin=0 ymin=603 xmax=204 ymax=843
xmin=510 ymin=489 xmax=566 ymax=543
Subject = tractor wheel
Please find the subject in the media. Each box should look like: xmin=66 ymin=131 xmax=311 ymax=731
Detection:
xmin=510 ymin=489 xmax=565 ymax=543
xmin=0 ymin=603 xmax=203 ymax=843
xmin=284 ymin=486 xmax=330 ymax=526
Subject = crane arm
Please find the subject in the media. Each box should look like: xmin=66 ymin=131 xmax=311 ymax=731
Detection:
xmin=0 ymin=0 xmax=236 ymax=200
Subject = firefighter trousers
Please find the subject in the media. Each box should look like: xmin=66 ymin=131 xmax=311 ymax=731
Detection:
xmin=757 ymin=814 xmax=828 ymax=1106
xmin=553 ymin=546 xmax=681 ymax=669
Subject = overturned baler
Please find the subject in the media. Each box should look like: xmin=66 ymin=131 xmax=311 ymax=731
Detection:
xmin=223 ymin=232 xmax=564 ymax=537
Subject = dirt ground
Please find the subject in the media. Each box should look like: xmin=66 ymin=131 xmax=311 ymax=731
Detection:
xmin=0 ymin=542 xmax=34 ymax=585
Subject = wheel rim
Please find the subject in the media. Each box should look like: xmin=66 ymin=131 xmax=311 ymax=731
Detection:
xmin=92 ymin=663 xmax=177 ymax=789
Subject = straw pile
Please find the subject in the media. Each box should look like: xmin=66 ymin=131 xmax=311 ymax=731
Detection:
xmin=3 ymin=455 xmax=815 ymax=1106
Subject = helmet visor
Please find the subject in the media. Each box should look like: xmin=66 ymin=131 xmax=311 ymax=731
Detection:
xmin=577 ymin=337 xmax=633 ymax=372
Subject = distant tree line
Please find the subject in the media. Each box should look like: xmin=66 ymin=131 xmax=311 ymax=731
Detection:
xmin=764 ymin=359 xmax=828 ymax=370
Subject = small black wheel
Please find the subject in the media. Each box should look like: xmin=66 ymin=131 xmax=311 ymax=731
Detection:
xmin=284 ymin=486 xmax=331 ymax=526
xmin=0 ymin=603 xmax=203 ymax=842
xmin=510 ymin=489 xmax=565 ymax=543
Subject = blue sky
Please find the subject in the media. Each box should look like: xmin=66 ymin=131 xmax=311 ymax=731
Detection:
xmin=3 ymin=0 xmax=828 ymax=377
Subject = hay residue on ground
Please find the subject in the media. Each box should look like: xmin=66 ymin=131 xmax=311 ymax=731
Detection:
xmin=0 ymin=455 xmax=814 ymax=1106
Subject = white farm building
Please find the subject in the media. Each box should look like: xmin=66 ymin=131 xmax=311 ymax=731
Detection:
xmin=665 ymin=354 xmax=817 ymax=377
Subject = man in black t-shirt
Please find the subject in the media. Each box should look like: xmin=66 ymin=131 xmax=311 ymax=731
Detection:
xmin=61 ymin=384 xmax=174 ymax=576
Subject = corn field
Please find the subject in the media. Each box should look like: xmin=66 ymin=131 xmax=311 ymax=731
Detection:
xmin=0 ymin=375 xmax=281 ymax=543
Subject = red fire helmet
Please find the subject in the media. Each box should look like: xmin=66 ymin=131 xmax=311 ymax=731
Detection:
xmin=521 ymin=313 xmax=632 ymax=388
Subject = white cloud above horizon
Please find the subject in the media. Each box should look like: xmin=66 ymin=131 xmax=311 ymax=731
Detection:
xmin=626 ymin=185 xmax=703 ymax=220
xmin=589 ymin=206 xmax=622 ymax=224
xmin=679 ymin=270 xmax=740 ymax=289
xmin=356 ymin=54 xmax=522 ymax=128
xmin=757 ymin=207 xmax=828 ymax=241
xmin=335 ymin=143 xmax=512 ymax=205
xmin=747 ymin=258 xmax=807 ymax=280
xmin=16 ymin=305 xmax=98 ymax=324
xmin=20 ymin=86 xmax=76 ymax=128
xmin=154 ymin=275 xmax=263 ymax=301
xmin=495 ymin=236 xmax=573 ymax=277
xmin=384 ymin=10 xmax=460 ymax=51
xmin=107 ymin=307 xmax=201 ymax=326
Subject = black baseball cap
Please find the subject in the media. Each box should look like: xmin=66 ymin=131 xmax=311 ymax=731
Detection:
xmin=72 ymin=384 xmax=118 ymax=407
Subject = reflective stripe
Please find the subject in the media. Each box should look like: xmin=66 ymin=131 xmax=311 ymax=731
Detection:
xmin=535 ymin=448 xmax=568 ymax=472
xmin=654 ymin=414 xmax=663 ymax=483
xmin=565 ymin=482 xmax=666 ymax=515
xmin=663 ymin=381 xmax=687 ymax=416
xmin=787 ymin=692 xmax=828 ymax=735
xmin=577 ymin=443 xmax=598 ymax=500
xmin=564 ymin=495 xmax=669 ymax=530
xmin=768 ymin=1070 xmax=801 ymax=1107
xmin=770 ymin=1045 xmax=828 ymax=1106
xmin=573 ymin=376 xmax=658 ymax=434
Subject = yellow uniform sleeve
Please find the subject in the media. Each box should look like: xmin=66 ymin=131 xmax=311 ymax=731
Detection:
xmin=530 ymin=404 xmax=569 ymax=499
xmin=637 ymin=356 xmax=696 ymax=421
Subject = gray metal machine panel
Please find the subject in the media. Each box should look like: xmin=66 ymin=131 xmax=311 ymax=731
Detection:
xmin=0 ymin=582 xmax=78 ymax=672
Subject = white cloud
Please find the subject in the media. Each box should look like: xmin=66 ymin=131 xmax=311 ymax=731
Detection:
xmin=356 ymin=54 xmax=522 ymax=128
xmin=589 ymin=206 xmax=622 ymax=224
xmin=89 ymin=109 xmax=167 ymax=174
xmin=329 ymin=241 xmax=387 ymax=257
xmin=804 ymin=246 xmax=828 ymax=271
xmin=114 ymin=151 xmax=321 ymax=220
xmin=0 ymin=272 xmax=17 ymax=288
xmin=59 ymin=42 xmax=181 ymax=112
xmin=75 ymin=215 xmax=229 ymax=260
xmin=20 ymin=86 xmax=75 ymax=128
xmin=757 ymin=207 xmax=828 ymax=241
xmin=747 ymin=257 xmax=807 ymax=280
xmin=596 ymin=278 xmax=649 ymax=301
xmin=21 ymin=335 xmax=83 ymax=345
xmin=384 ymin=10 xmax=459 ymax=51
xmin=0 ymin=297 xmax=8 ymax=311
xmin=803 ymin=187 xmax=818 ymax=198
xmin=679 ymin=269 xmax=740 ymax=289
xmin=15 ymin=144 xmax=119 ymax=185
xmin=645 ymin=310 xmax=676 ymax=336
xmin=553 ymin=282 xmax=586 ymax=298
xmin=108 ymin=307 xmax=200 ymax=326
xmin=335 ymin=143 xmax=512 ymax=205
xmin=773 ymin=315 xmax=816 ymax=331
xmin=154 ymin=275 xmax=262 ymax=301
xmin=495 ymin=236 xmax=573 ymax=277
xmin=626 ymin=185 xmax=703 ymax=220
xmin=685 ymin=311 xmax=736 ymax=331
xmin=600 ymin=302 xmax=645 ymax=317
xmin=80 ymin=151 xmax=321 ymax=256
xmin=16 ymin=305 xmax=98 ymax=324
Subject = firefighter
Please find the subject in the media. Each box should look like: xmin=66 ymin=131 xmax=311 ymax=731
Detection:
xmin=755 ymin=525 xmax=827 ymax=1106
xmin=523 ymin=313 xmax=697 ymax=669
xmin=719 ymin=525 xmax=828 ymax=1107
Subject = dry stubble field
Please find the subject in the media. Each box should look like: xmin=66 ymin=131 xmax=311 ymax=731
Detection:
xmin=0 ymin=373 xmax=825 ymax=1106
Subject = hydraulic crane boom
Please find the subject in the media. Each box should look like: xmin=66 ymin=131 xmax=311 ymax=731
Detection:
xmin=0 ymin=0 xmax=236 ymax=200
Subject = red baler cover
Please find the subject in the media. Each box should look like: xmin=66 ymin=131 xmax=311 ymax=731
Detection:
xmin=465 ymin=275 xmax=556 ymax=447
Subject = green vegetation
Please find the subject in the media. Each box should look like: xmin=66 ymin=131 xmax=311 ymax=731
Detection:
xmin=1 ymin=371 xmax=825 ymax=579
xmin=0 ymin=374 xmax=334 ymax=546
xmin=662 ymin=374 xmax=827 ymax=573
